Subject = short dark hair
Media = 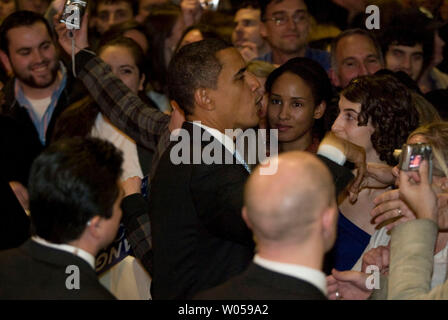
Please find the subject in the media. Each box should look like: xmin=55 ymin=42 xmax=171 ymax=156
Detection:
xmin=167 ymin=38 xmax=232 ymax=115
xmin=29 ymin=137 xmax=123 ymax=244
xmin=0 ymin=10 xmax=53 ymax=55
xmin=266 ymin=57 xmax=332 ymax=107
xmin=341 ymin=74 xmax=419 ymax=165
xmin=331 ymin=28 xmax=384 ymax=72
xmin=237 ymin=0 xmax=260 ymax=11
xmin=91 ymin=0 xmax=139 ymax=16
xmin=380 ymin=9 xmax=434 ymax=76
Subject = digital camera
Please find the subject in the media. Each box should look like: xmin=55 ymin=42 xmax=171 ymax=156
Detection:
xmin=396 ymin=143 xmax=433 ymax=182
xmin=199 ymin=0 xmax=220 ymax=11
xmin=60 ymin=0 xmax=88 ymax=30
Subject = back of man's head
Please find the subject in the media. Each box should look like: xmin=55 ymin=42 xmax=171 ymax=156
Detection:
xmin=167 ymin=38 xmax=232 ymax=115
xmin=0 ymin=10 xmax=52 ymax=55
xmin=243 ymin=152 xmax=336 ymax=248
xmin=28 ymin=137 xmax=123 ymax=244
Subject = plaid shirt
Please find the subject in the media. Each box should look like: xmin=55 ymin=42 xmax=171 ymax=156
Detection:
xmin=76 ymin=49 xmax=170 ymax=174
xmin=75 ymin=49 xmax=171 ymax=276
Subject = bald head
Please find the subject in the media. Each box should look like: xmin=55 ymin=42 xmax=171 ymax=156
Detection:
xmin=244 ymin=152 xmax=335 ymax=244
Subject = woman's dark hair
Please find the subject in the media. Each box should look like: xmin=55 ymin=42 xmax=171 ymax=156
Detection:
xmin=265 ymin=57 xmax=332 ymax=107
xmin=100 ymin=20 xmax=148 ymax=50
xmin=175 ymin=24 xmax=222 ymax=52
xmin=143 ymin=3 xmax=182 ymax=93
xmin=342 ymin=74 xmax=420 ymax=165
xmin=265 ymin=57 xmax=333 ymax=139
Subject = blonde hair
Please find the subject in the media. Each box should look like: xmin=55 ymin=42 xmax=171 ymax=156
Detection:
xmin=408 ymin=121 xmax=448 ymax=177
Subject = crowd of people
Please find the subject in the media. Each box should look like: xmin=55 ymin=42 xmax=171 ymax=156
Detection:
xmin=1 ymin=0 xmax=448 ymax=301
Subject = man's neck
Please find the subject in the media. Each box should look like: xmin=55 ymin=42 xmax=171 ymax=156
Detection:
xmin=271 ymin=46 xmax=306 ymax=65
xmin=187 ymin=115 xmax=231 ymax=134
xmin=257 ymin=241 xmax=323 ymax=271
xmin=258 ymin=42 xmax=271 ymax=58
xmin=19 ymin=77 xmax=60 ymax=100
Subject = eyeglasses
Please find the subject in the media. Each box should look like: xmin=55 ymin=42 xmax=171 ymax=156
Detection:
xmin=264 ymin=10 xmax=308 ymax=26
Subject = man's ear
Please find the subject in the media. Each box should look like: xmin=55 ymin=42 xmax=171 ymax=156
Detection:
xmin=138 ymin=73 xmax=146 ymax=91
xmin=242 ymin=206 xmax=253 ymax=231
xmin=0 ymin=50 xmax=12 ymax=75
xmin=313 ymin=101 xmax=326 ymax=120
xmin=321 ymin=205 xmax=338 ymax=251
xmin=85 ymin=215 xmax=102 ymax=240
xmin=194 ymin=88 xmax=214 ymax=111
xmin=329 ymin=68 xmax=340 ymax=88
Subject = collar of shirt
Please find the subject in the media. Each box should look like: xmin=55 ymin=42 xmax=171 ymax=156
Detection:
xmin=190 ymin=121 xmax=236 ymax=155
xmin=15 ymin=62 xmax=68 ymax=145
xmin=32 ymin=235 xmax=96 ymax=270
xmin=254 ymin=254 xmax=327 ymax=295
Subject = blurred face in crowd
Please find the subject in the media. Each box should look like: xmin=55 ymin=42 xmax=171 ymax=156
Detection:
xmin=5 ymin=22 xmax=59 ymax=89
xmin=385 ymin=43 xmax=424 ymax=81
xmin=0 ymin=0 xmax=15 ymax=21
xmin=207 ymin=48 xmax=263 ymax=130
xmin=178 ymin=29 xmax=204 ymax=50
xmin=332 ymin=95 xmax=375 ymax=156
xmin=136 ymin=0 xmax=167 ymax=22
xmin=331 ymin=34 xmax=383 ymax=88
xmin=99 ymin=44 xmax=145 ymax=94
xmin=232 ymin=8 xmax=265 ymax=50
xmin=268 ymin=72 xmax=324 ymax=144
xmin=260 ymin=0 xmax=310 ymax=55
xmin=95 ymin=1 xmax=134 ymax=34
xmin=17 ymin=0 xmax=49 ymax=15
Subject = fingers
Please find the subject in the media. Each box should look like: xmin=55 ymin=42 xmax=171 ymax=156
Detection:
xmin=418 ymin=160 xmax=430 ymax=185
xmin=373 ymin=189 xmax=399 ymax=205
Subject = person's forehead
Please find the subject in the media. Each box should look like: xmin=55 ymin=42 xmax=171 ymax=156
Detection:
xmin=388 ymin=43 xmax=423 ymax=53
xmin=266 ymin=0 xmax=307 ymax=14
xmin=337 ymin=34 xmax=377 ymax=59
xmin=339 ymin=95 xmax=361 ymax=111
xmin=216 ymin=48 xmax=245 ymax=73
xmin=235 ymin=8 xmax=261 ymax=21
xmin=7 ymin=22 xmax=51 ymax=45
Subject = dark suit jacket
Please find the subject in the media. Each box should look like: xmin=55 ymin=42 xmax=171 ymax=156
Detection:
xmin=149 ymin=122 xmax=254 ymax=300
xmin=149 ymin=122 xmax=354 ymax=300
xmin=0 ymin=240 xmax=115 ymax=299
xmin=195 ymin=263 xmax=327 ymax=300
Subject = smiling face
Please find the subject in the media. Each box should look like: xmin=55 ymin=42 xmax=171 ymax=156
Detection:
xmin=268 ymin=72 xmax=322 ymax=143
xmin=260 ymin=0 xmax=310 ymax=55
xmin=207 ymin=48 xmax=262 ymax=130
xmin=6 ymin=22 xmax=59 ymax=89
xmin=331 ymin=95 xmax=375 ymax=155
xmin=99 ymin=45 xmax=144 ymax=94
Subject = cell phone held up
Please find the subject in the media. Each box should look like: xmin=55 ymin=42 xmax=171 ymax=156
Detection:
xmin=60 ymin=0 xmax=88 ymax=30
xmin=396 ymin=143 xmax=433 ymax=183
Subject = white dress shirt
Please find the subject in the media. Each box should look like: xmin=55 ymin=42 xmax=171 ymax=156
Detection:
xmin=32 ymin=236 xmax=96 ymax=270
xmin=254 ymin=254 xmax=327 ymax=295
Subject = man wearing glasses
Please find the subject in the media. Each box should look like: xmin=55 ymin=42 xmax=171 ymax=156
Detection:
xmin=258 ymin=0 xmax=330 ymax=71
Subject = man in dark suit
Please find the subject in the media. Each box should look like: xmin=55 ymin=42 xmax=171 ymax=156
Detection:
xmin=149 ymin=39 xmax=264 ymax=299
xmin=0 ymin=137 xmax=124 ymax=299
xmin=196 ymin=151 xmax=339 ymax=299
